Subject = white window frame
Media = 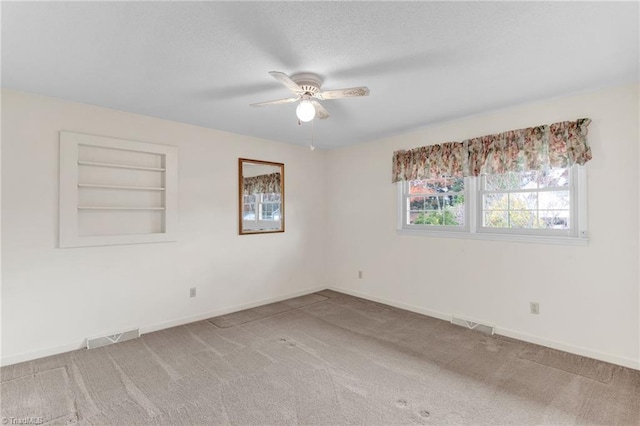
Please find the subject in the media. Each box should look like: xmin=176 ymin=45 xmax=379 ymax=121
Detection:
xmin=397 ymin=165 xmax=588 ymax=245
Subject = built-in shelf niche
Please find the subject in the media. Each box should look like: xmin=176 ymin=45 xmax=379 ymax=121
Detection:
xmin=60 ymin=131 xmax=178 ymax=247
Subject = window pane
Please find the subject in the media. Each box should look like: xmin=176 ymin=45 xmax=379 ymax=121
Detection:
xmin=539 ymin=191 xmax=570 ymax=210
xmin=404 ymin=178 xmax=465 ymax=228
xmin=425 ymin=196 xmax=444 ymax=210
xmin=509 ymin=192 xmax=537 ymax=210
xmin=412 ymin=210 xmax=460 ymax=226
xmin=485 ymin=171 xmax=537 ymax=191
xmin=428 ymin=177 xmax=463 ymax=193
xmin=407 ymin=195 xmax=464 ymax=227
xmin=484 ymin=211 xmax=508 ymax=227
xmin=449 ymin=194 xmax=465 ymax=205
xmin=243 ymin=203 xmax=256 ymax=220
xmin=539 ymin=210 xmax=570 ymax=229
xmin=410 ymin=180 xmax=440 ymax=194
xmin=260 ymin=202 xmax=280 ymax=220
xmin=450 ymin=203 xmax=465 ymax=226
xmin=484 ymin=193 xmax=508 ymax=210
xmin=538 ymin=168 xmax=569 ymax=188
xmin=509 ymin=210 xmax=538 ymax=228
xmin=262 ymin=193 xmax=281 ymax=202
xmin=410 ymin=211 xmax=438 ymax=224
xmin=409 ymin=181 xmax=428 ymax=193
xmin=427 ymin=178 xmax=450 ymax=193
xmin=409 ymin=196 xmax=425 ymax=210
xmin=448 ymin=177 xmax=465 ymax=192
xmin=410 ymin=177 xmax=464 ymax=194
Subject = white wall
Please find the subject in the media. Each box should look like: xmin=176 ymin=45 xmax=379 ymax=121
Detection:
xmin=1 ymin=89 xmax=328 ymax=365
xmin=326 ymin=83 xmax=640 ymax=369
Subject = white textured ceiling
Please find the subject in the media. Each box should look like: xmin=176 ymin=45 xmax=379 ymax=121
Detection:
xmin=2 ymin=2 xmax=638 ymax=148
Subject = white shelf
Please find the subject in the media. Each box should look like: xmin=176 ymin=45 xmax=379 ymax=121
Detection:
xmin=78 ymin=206 xmax=166 ymax=211
xmin=61 ymin=131 xmax=177 ymax=248
xmin=78 ymin=184 xmax=166 ymax=191
xmin=78 ymin=160 xmax=165 ymax=172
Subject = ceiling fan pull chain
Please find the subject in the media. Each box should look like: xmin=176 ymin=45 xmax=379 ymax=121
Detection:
xmin=310 ymin=119 xmax=316 ymax=151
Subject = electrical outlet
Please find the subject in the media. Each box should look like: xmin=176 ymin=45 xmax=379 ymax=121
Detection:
xmin=190 ymin=287 xmax=197 ymax=298
xmin=530 ymin=302 xmax=540 ymax=315
xmin=358 ymin=271 xmax=363 ymax=279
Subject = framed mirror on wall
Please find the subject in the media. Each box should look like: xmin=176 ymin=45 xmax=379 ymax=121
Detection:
xmin=239 ymin=158 xmax=285 ymax=235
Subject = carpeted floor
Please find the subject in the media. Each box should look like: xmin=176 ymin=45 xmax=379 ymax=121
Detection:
xmin=1 ymin=290 xmax=639 ymax=425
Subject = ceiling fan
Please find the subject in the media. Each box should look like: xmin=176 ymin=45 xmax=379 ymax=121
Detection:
xmin=250 ymin=71 xmax=370 ymax=122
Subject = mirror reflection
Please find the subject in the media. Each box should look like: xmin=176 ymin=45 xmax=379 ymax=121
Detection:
xmin=239 ymin=158 xmax=284 ymax=234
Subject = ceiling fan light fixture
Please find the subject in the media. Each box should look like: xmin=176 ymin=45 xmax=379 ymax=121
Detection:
xmin=296 ymin=100 xmax=316 ymax=122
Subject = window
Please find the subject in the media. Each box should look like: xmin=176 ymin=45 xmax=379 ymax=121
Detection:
xmin=479 ymin=168 xmax=572 ymax=234
xmin=258 ymin=193 xmax=281 ymax=221
xmin=404 ymin=176 xmax=467 ymax=230
xmin=399 ymin=166 xmax=587 ymax=244
xmin=242 ymin=193 xmax=281 ymax=229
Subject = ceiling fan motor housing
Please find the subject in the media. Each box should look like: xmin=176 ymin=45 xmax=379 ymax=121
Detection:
xmin=291 ymin=73 xmax=322 ymax=95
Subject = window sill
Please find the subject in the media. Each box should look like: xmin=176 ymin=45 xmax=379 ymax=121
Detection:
xmin=396 ymin=229 xmax=588 ymax=246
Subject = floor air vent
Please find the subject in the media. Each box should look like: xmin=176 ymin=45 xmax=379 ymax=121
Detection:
xmin=451 ymin=315 xmax=495 ymax=335
xmin=86 ymin=328 xmax=140 ymax=349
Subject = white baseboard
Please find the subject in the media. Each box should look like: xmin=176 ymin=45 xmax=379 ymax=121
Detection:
xmin=329 ymin=286 xmax=640 ymax=371
xmin=139 ymin=285 xmax=326 ymax=334
xmin=1 ymin=340 xmax=87 ymax=367
xmin=495 ymin=327 xmax=640 ymax=370
xmin=1 ymin=286 xmax=325 ymax=367
xmin=329 ymin=286 xmax=452 ymax=322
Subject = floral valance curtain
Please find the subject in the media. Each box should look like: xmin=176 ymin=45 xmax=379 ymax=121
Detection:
xmin=392 ymin=118 xmax=592 ymax=182
xmin=243 ymin=172 xmax=281 ymax=194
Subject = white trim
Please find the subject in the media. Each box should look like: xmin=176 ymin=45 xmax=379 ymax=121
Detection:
xmin=140 ymin=285 xmax=325 ymax=334
xmin=327 ymin=287 xmax=452 ymax=322
xmin=396 ymin=229 xmax=588 ymax=245
xmin=576 ymin=165 xmax=589 ymax=238
xmin=396 ymin=183 xmax=405 ymax=229
xmin=468 ymin=176 xmax=478 ymax=233
xmin=328 ymin=286 xmax=639 ymax=371
xmin=0 ymin=286 xmax=325 ymax=366
xmin=0 ymin=340 xmax=87 ymax=368
xmin=496 ymin=326 xmax=640 ymax=371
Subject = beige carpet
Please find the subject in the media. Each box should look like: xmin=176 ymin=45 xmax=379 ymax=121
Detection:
xmin=1 ymin=290 xmax=639 ymax=425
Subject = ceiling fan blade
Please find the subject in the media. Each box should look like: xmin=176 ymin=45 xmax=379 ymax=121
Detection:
xmin=315 ymin=86 xmax=370 ymax=100
xmin=250 ymin=96 xmax=300 ymax=107
xmin=311 ymin=100 xmax=330 ymax=119
xmin=269 ymin=71 xmax=303 ymax=94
